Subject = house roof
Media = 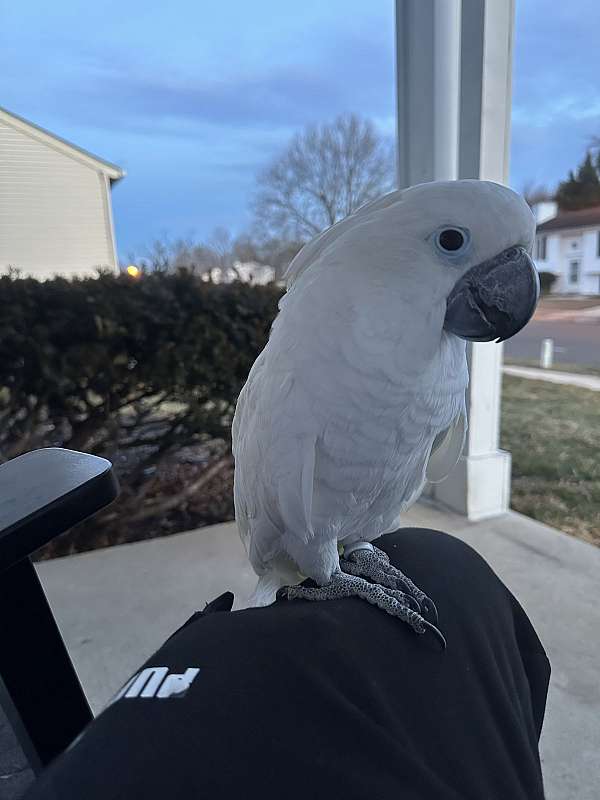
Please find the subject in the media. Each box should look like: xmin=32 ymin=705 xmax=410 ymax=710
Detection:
xmin=537 ymin=206 xmax=600 ymax=233
xmin=0 ymin=105 xmax=124 ymax=181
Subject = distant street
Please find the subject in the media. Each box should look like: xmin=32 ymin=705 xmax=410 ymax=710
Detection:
xmin=504 ymin=320 xmax=600 ymax=368
xmin=504 ymin=321 xmax=600 ymax=367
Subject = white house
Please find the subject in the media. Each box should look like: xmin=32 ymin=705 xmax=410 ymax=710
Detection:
xmin=199 ymin=262 xmax=276 ymax=286
xmin=533 ymin=201 xmax=600 ymax=296
xmin=0 ymin=106 xmax=124 ymax=280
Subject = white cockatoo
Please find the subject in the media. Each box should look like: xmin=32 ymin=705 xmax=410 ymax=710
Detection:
xmin=232 ymin=180 xmax=538 ymax=646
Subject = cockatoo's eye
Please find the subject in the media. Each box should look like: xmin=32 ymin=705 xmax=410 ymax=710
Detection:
xmin=438 ymin=229 xmax=464 ymax=251
xmin=434 ymin=227 xmax=471 ymax=257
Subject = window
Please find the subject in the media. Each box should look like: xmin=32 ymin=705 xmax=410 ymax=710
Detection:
xmin=597 ymin=231 xmax=600 ymax=257
xmin=569 ymin=260 xmax=580 ymax=285
xmin=536 ymin=235 xmax=547 ymax=260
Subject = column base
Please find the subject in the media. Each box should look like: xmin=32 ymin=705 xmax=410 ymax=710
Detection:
xmin=427 ymin=449 xmax=511 ymax=521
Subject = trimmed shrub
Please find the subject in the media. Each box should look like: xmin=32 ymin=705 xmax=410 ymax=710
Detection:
xmin=538 ymin=271 xmax=558 ymax=295
xmin=0 ymin=269 xmax=282 ymax=556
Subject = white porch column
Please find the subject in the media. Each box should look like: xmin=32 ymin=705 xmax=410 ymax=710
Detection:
xmin=395 ymin=0 xmax=516 ymax=520
xmin=396 ymin=0 xmax=461 ymax=187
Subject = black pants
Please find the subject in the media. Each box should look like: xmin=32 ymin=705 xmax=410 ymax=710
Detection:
xmin=24 ymin=528 xmax=550 ymax=800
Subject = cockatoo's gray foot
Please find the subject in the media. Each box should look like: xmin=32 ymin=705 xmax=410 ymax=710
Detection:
xmin=277 ymin=570 xmax=446 ymax=649
xmin=340 ymin=542 xmax=440 ymax=626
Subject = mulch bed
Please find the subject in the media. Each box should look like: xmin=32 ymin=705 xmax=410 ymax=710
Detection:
xmin=35 ymin=444 xmax=235 ymax=560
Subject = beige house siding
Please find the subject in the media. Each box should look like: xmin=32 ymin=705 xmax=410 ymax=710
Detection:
xmin=0 ymin=110 xmax=123 ymax=280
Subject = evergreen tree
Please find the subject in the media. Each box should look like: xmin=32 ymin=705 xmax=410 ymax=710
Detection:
xmin=556 ymin=152 xmax=600 ymax=210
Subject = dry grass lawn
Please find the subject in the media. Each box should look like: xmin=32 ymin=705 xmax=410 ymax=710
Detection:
xmin=501 ymin=374 xmax=600 ymax=547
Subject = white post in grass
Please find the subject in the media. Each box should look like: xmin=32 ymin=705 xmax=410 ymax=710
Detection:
xmin=540 ymin=339 xmax=554 ymax=369
xmin=395 ymin=0 xmax=516 ymax=520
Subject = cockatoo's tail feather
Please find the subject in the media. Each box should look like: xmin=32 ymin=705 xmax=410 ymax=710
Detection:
xmin=249 ymin=560 xmax=305 ymax=607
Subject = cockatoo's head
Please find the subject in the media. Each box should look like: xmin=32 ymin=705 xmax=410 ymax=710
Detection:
xmin=286 ymin=179 xmax=539 ymax=344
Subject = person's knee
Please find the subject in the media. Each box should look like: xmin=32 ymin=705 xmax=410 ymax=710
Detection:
xmin=374 ymin=527 xmax=497 ymax=585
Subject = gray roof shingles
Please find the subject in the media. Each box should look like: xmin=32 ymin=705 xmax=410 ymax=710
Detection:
xmin=538 ymin=206 xmax=600 ymax=232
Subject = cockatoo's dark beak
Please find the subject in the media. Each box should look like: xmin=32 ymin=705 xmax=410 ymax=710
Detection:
xmin=443 ymin=246 xmax=540 ymax=342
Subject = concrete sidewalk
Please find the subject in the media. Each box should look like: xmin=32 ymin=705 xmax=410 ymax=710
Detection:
xmin=503 ymin=364 xmax=600 ymax=391
xmin=35 ymin=504 xmax=600 ymax=800
xmin=574 ymin=305 xmax=600 ymax=322
xmin=534 ymin=303 xmax=600 ymax=323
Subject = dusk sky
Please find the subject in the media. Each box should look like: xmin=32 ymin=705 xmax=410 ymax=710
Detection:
xmin=3 ymin=1 xmax=599 ymax=260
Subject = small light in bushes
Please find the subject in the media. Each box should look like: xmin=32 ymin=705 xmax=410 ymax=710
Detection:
xmin=126 ymin=265 xmax=140 ymax=278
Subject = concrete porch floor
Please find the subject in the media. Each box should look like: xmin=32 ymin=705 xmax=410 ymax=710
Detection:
xmin=33 ymin=502 xmax=600 ymax=800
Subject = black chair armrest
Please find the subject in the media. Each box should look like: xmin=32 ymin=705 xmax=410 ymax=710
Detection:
xmin=0 ymin=447 xmax=119 ymax=570
xmin=0 ymin=448 xmax=120 ymax=773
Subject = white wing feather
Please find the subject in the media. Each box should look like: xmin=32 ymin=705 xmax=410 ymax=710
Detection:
xmin=426 ymin=412 xmax=467 ymax=483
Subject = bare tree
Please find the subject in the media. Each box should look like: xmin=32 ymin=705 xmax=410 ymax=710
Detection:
xmin=234 ymin=234 xmax=303 ymax=280
xmin=205 ymin=227 xmax=237 ymax=272
xmin=140 ymin=237 xmax=172 ymax=271
xmin=129 ymin=227 xmax=297 ymax=281
xmin=131 ymin=229 xmax=240 ymax=277
xmin=253 ymin=113 xmax=395 ymax=240
xmin=521 ymin=180 xmax=555 ymax=208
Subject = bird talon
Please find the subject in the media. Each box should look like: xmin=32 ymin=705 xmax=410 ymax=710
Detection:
xmin=276 ymin=586 xmax=290 ymax=602
xmin=341 ymin=544 xmax=439 ymax=624
xmin=274 ymin=574 xmax=447 ymax=650
xmin=420 ymin=619 xmax=447 ymax=650
xmin=420 ymin=596 xmax=439 ymax=625
xmin=406 ymin=595 xmax=422 ymax=614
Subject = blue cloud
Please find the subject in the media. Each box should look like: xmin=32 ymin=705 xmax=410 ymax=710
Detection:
xmin=510 ymin=0 xmax=600 ymax=189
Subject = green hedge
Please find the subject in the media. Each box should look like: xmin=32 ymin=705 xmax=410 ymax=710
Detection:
xmin=538 ymin=271 xmax=558 ymax=295
xmin=0 ymin=270 xmax=282 ymax=555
